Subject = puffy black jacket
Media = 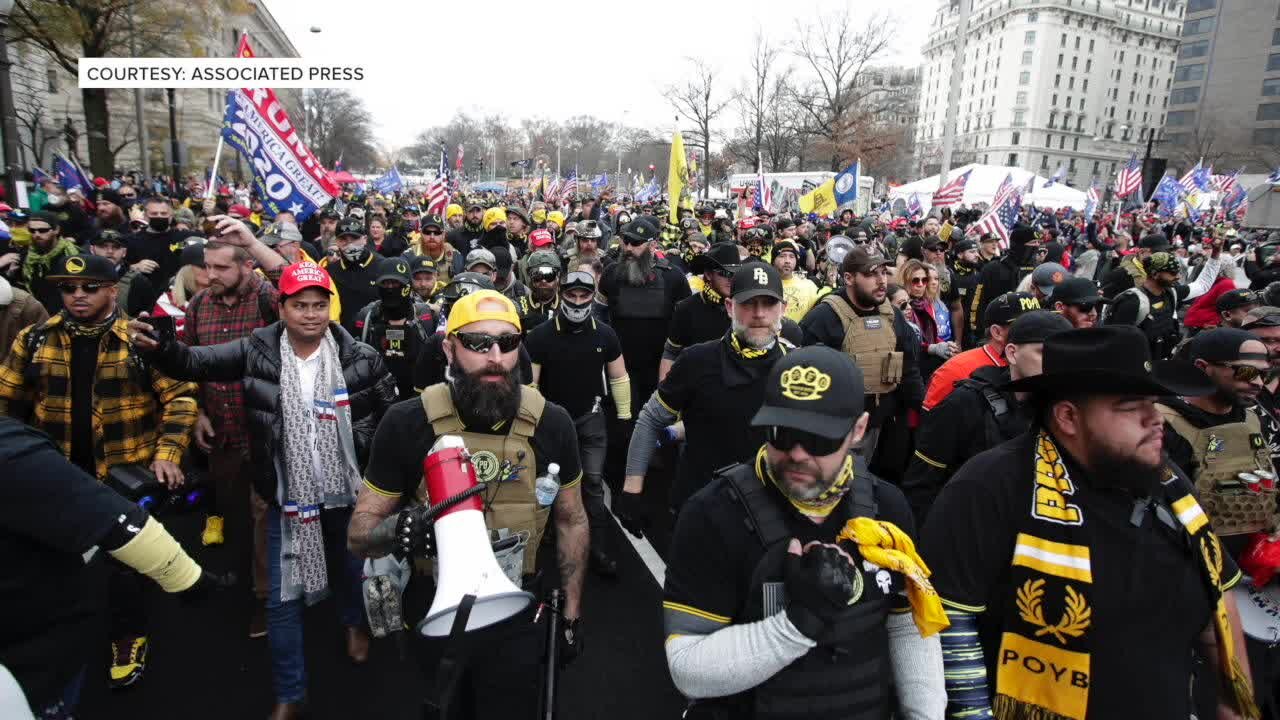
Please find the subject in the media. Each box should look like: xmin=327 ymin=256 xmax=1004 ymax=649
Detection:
xmin=149 ymin=321 xmax=396 ymax=505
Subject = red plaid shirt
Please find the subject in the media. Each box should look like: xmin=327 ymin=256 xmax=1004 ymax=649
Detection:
xmin=182 ymin=275 xmax=279 ymax=450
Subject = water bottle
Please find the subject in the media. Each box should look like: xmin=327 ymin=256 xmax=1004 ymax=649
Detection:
xmin=535 ymin=463 xmax=561 ymax=507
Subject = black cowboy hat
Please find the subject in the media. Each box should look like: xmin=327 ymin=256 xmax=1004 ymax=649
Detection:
xmin=1002 ymin=325 xmax=1212 ymax=397
xmin=689 ymin=242 xmax=742 ymax=274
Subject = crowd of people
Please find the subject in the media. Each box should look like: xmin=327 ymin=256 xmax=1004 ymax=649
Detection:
xmin=2 ymin=167 xmax=1280 ymax=720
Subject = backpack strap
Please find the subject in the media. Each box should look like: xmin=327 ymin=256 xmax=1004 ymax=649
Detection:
xmin=849 ymin=454 xmax=878 ymax=520
xmin=724 ymin=465 xmax=792 ymax=550
xmin=980 ymin=384 xmax=1009 ymax=418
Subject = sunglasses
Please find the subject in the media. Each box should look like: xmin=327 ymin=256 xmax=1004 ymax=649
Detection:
xmin=1069 ymin=302 xmax=1099 ymax=313
xmin=57 ymin=282 xmax=109 ymax=295
xmin=768 ymin=426 xmax=847 ymax=457
xmin=530 ymin=269 xmax=559 ymax=282
xmin=422 ymin=229 xmax=444 ymax=236
xmin=29 ymin=227 xmax=54 ymax=234
xmin=1211 ymin=362 xmax=1265 ymax=382
xmin=909 ymin=276 xmax=928 ymax=285
xmin=621 ymin=236 xmax=649 ymax=247
xmin=453 ymin=331 xmax=522 ymax=354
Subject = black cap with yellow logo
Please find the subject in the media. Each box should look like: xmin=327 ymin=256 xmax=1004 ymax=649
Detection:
xmin=751 ymin=346 xmax=865 ymax=439
xmin=46 ymin=254 xmax=119 ymax=283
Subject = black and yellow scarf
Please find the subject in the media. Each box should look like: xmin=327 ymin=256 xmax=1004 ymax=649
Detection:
xmin=701 ymin=284 xmax=724 ymax=307
xmin=755 ymin=445 xmax=853 ymax=519
xmin=993 ymin=431 xmax=1257 ymax=720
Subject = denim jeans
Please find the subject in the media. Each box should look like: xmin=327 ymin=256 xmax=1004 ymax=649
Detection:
xmin=265 ymin=505 xmax=364 ymax=704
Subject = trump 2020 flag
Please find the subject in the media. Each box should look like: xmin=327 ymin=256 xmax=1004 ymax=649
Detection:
xmin=219 ymin=36 xmax=337 ymax=221
xmin=833 ymin=160 xmax=860 ymax=208
xmin=371 ymin=166 xmax=404 ymax=194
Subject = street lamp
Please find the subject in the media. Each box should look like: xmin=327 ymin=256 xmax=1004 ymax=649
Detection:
xmin=0 ymin=0 xmax=22 ymax=205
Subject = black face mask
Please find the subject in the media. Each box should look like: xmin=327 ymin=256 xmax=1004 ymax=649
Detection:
xmin=379 ymin=285 xmax=411 ymax=317
xmin=148 ymin=216 xmax=171 ymax=232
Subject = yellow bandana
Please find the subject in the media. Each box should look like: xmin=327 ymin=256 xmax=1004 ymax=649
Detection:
xmin=837 ymin=517 xmax=950 ymax=637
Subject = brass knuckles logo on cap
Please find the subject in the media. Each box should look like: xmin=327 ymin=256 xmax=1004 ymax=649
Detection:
xmin=65 ymin=256 xmax=86 ymax=274
xmin=780 ymin=366 xmax=832 ymax=401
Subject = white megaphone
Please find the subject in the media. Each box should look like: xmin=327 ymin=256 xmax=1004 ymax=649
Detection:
xmin=417 ymin=435 xmax=534 ymax=637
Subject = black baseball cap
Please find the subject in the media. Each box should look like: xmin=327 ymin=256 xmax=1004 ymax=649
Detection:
xmin=1187 ymin=327 xmax=1270 ymax=363
xmin=420 ymin=214 xmax=445 ymax=230
xmin=408 ymin=255 xmax=438 ymax=276
xmin=91 ymin=229 xmax=127 ymax=247
xmin=1049 ymin=277 xmax=1102 ymax=306
xmin=751 ymin=346 xmax=865 ymax=439
xmin=180 ymin=242 xmax=206 ymax=269
xmin=773 ymin=239 xmax=801 ymax=258
xmin=1007 ymin=310 xmax=1073 ymax=345
xmin=731 ymin=261 xmax=784 ymax=303
xmin=337 ymin=217 xmax=365 ymax=237
xmin=47 ymin=254 xmax=119 ymax=283
xmin=984 ymin=291 xmax=1041 ymax=328
xmin=690 ymin=242 xmax=741 ymax=274
xmin=952 ymin=238 xmax=977 ymax=253
xmin=1215 ymin=288 xmax=1260 ymax=313
xmin=376 ymin=257 xmax=412 ymax=284
xmin=843 ymin=246 xmax=891 ymax=273
xmin=1009 ymin=225 xmax=1039 ymax=247
xmin=320 ymin=208 xmax=341 ymax=220
xmin=620 ymin=219 xmax=659 ymax=245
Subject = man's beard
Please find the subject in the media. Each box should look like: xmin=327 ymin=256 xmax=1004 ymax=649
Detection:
xmin=732 ymin=317 xmax=781 ymax=350
xmin=1081 ymin=429 xmax=1165 ymax=495
xmin=212 ymin=272 xmax=243 ymax=297
xmin=451 ymin=363 xmax=521 ymax=428
xmin=531 ymin=284 xmax=556 ymax=303
xmin=621 ymin=248 xmax=655 ymax=287
xmin=853 ymin=284 xmax=882 ymax=308
xmin=770 ymin=457 xmax=843 ymax=502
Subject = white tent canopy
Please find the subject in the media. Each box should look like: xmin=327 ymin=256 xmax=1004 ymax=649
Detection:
xmin=888 ymin=163 xmax=1090 ymax=211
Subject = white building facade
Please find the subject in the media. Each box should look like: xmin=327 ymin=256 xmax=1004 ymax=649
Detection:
xmin=914 ymin=0 xmax=1185 ymax=191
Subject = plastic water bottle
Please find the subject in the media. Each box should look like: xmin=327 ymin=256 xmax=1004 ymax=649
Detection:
xmin=535 ymin=463 xmax=561 ymax=507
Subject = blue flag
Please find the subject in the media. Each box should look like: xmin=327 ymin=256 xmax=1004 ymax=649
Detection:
xmin=833 ymin=161 xmax=860 ymax=208
xmin=54 ymin=153 xmax=91 ymax=194
xmin=591 ymin=173 xmax=609 ymax=192
xmin=1151 ymin=176 xmax=1186 ymax=217
xmin=32 ymin=167 xmax=52 ymax=185
xmin=370 ymin=166 xmax=404 ymax=194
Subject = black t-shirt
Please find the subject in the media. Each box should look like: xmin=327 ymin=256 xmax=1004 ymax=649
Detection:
xmin=124 ymin=228 xmax=187 ymax=295
xmin=665 ymin=464 xmax=914 ymax=625
xmin=68 ymin=335 xmax=100 ymax=476
xmin=363 ymin=391 xmax=583 ymax=499
xmin=324 ymin=252 xmax=384 ymax=334
xmin=0 ymin=418 xmax=133 ymax=708
xmin=920 ymin=432 xmax=1240 ymax=719
xmin=525 ymin=317 xmax=622 ymax=418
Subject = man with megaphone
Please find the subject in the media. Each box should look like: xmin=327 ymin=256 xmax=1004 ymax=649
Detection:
xmin=350 ymin=289 xmax=589 ymax=719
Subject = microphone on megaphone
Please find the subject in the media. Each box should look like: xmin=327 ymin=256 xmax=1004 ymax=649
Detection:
xmin=417 ymin=434 xmax=533 ymax=637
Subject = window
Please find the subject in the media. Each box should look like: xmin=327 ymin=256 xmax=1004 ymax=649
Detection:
xmin=1082 ymin=79 xmax=1089 ymax=92
xmin=1012 ymin=131 xmax=1022 ymax=144
xmin=46 ymin=68 xmax=57 ymax=93
xmin=1075 ymin=37 xmax=1081 ymax=50
xmin=1069 ymin=77 xmax=1075 ymax=89
xmin=1019 ymin=71 xmax=1031 ymax=85
xmin=1009 ymin=153 xmax=1020 ymax=165
xmin=1264 ymin=77 xmax=1280 ymax=96
xmin=1170 ymin=86 xmax=1200 ymax=104
xmin=1093 ymin=160 xmax=1101 ymax=174
xmin=1089 ymin=39 xmax=1095 ymax=52
xmin=1167 ymin=109 xmax=1196 ymax=125
xmin=1174 ymin=63 xmax=1205 ymax=82
xmin=1086 ymin=59 xmax=1092 ymax=72
xmin=1046 ymin=133 xmax=1054 ymax=147
xmin=1059 ymin=135 xmax=1067 ymax=149
xmin=1024 ymin=50 xmax=1034 ymax=64
xmin=1180 ymin=40 xmax=1209 ymax=59
xmin=1026 ymin=31 xmax=1037 ymax=44
xmin=1129 ymin=90 xmax=1137 ymax=103
xmin=1080 ymin=98 xmax=1086 ymax=110
xmin=1186 ymin=0 xmax=1214 ymax=10
xmin=1042 ymin=154 xmax=1051 ymax=169
xmin=1258 ymin=103 xmax=1280 ymax=121
xmin=1014 ymin=110 xmax=1027 ymax=125
xmin=1017 ymin=91 xmax=1029 ymax=104
xmin=1058 ymin=53 xmax=1065 ymax=68
xmin=1077 ymin=116 xmax=1085 ymax=131
xmin=1270 ymin=54 xmax=1280 ymax=71
xmin=1069 ymin=159 xmax=1077 ymax=172
xmin=1273 ymin=28 xmax=1280 ymax=45
xmin=1028 ymin=10 xmax=1039 ymax=21
xmin=1052 ymin=93 xmax=1059 ymax=105
xmin=1055 ymin=74 xmax=1062 ymax=88
xmin=1183 ymin=17 xmax=1215 ymax=35
xmin=1073 ymin=137 xmax=1080 ymax=150
xmin=1255 ymin=128 xmax=1280 ymax=145
xmin=1061 ymin=33 xmax=1068 ymax=47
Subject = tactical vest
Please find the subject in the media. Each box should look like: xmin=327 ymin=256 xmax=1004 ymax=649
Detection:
xmin=704 ymin=459 xmax=892 ymax=720
xmin=612 ymin=267 xmax=671 ymax=320
xmin=963 ymin=377 xmax=1027 ymax=451
xmin=818 ymin=295 xmax=902 ymax=395
xmin=1157 ymin=404 xmax=1278 ymax=536
xmin=418 ymin=383 xmax=549 ymax=574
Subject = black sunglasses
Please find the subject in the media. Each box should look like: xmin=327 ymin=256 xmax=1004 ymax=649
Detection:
xmin=621 ymin=236 xmax=649 ymax=247
xmin=1069 ymin=302 xmax=1099 ymax=313
xmin=453 ymin=331 xmax=521 ymax=354
xmin=768 ymin=426 xmax=846 ymax=457
xmin=29 ymin=226 xmax=55 ymax=234
xmin=57 ymin=282 xmax=109 ymax=295
xmin=530 ymin=269 xmax=559 ymax=282
xmin=421 ymin=228 xmax=444 ymax=236
xmin=1210 ymin=362 xmax=1265 ymax=382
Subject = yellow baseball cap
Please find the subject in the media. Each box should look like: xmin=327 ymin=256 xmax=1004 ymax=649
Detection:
xmin=445 ymin=290 xmax=522 ymax=335
xmin=482 ymin=207 xmax=507 ymax=231
xmin=446 ymin=203 xmax=463 ymax=219
xmin=547 ymin=210 xmax=565 ymax=228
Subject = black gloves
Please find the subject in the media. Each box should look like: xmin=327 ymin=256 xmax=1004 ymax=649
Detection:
xmin=560 ymin=618 xmax=583 ymax=667
xmin=177 ymin=569 xmax=237 ymax=606
xmin=371 ymin=506 xmax=437 ymax=559
xmin=612 ymin=490 xmax=648 ymax=539
xmin=783 ymin=541 xmax=859 ymax=641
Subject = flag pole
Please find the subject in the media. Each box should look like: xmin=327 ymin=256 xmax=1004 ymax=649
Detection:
xmin=207 ymin=135 xmax=225 ymax=200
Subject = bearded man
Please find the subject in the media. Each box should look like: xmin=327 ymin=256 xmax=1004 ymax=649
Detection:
xmin=617 ymin=262 xmax=796 ymax=537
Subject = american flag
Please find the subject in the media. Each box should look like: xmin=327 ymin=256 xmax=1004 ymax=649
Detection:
xmin=561 ymin=169 xmax=578 ymax=200
xmin=966 ymin=174 xmax=1023 ymax=248
xmin=1179 ymin=159 xmax=1210 ymax=194
xmin=1212 ymin=167 xmax=1243 ymax=195
xmin=1115 ymin=152 xmax=1143 ymax=198
xmin=1084 ymin=179 xmax=1100 ymax=221
xmin=931 ymin=169 xmax=971 ymax=207
xmin=425 ymin=143 xmax=450 ymax=217
xmin=754 ymin=153 xmax=771 ymax=212
xmin=546 ymin=176 xmax=561 ymax=203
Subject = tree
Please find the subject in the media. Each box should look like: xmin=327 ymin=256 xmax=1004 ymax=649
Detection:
xmin=736 ymin=31 xmax=793 ymax=173
xmin=303 ymin=88 xmax=378 ymax=171
xmin=14 ymin=91 xmax=58 ymax=170
xmin=666 ymin=59 xmax=733 ymax=199
xmin=792 ymin=9 xmax=898 ymax=171
xmin=11 ymin=0 xmax=239 ymax=177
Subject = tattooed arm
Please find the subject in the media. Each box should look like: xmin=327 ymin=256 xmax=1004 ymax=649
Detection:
xmin=347 ymin=483 xmax=403 ymax=558
xmin=553 ymin=482 xmax=590 ymax=619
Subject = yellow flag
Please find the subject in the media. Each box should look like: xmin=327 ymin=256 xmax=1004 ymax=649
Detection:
xmin=799 ymin=179 xmax=838 ymax=217
xmin=668 ymin=130 xmax=688 ymax=225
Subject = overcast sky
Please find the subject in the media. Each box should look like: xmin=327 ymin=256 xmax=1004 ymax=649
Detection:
xmin=268 ymin=0 xmax=939 ymax=150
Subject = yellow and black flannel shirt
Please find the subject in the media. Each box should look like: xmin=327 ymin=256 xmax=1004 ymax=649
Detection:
xmin=0 ymin=313 xmax=199 ymax=480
